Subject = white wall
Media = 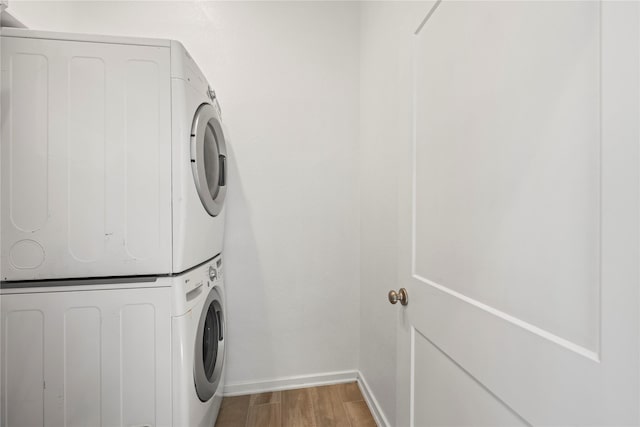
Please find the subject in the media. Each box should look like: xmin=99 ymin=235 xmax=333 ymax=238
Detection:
xmin=4 ymin=2 xmax=434 ymax=423
xmin=358 ymin=2 xmax=426 ymax=424
xmin=8 ymin=0 xmax=361 ymax=388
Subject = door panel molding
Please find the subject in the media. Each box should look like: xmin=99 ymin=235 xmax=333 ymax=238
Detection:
xmin=411 ymin=0 xmax=602 ymax=362
xmin=410 ymin=326 xmax=532 ymax=427
xmin=409 ymin=274 xmax=600 ymax=361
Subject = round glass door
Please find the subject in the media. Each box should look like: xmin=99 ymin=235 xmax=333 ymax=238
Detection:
xmin=191 ymin=103 xmax=227 ymax=217
xmin=194 ymin=287 xmax=225 ymax=402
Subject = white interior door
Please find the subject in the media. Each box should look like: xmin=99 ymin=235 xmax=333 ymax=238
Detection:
xmin=395 ymin=2 xmax=640 ymax=425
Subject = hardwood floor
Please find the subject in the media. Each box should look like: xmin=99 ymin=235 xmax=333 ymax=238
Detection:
xmin=215 ymin=382 xmax=377 ymax=427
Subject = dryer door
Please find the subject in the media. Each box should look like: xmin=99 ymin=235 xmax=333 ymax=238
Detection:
xmin=190 ymin=103 xmax=227 ymax=217
xmin=194 ymin=286 xmax=225 ymax=402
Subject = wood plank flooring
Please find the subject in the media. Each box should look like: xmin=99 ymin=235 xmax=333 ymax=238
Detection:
xmin=215 ymin=382 xmax=377 ymax=427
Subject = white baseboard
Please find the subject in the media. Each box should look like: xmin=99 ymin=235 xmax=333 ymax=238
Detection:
xmin=357 ymin=371 xmax=391 ymax=427
xmin=223 ymin=369 xmax=358 ymax=396
xmin=224 ymin=369 xmax=391 ymax=427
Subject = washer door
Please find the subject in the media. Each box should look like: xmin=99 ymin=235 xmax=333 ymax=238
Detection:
xmin=194 ymin=287 xmax=225 ymax=402
xmin=190 ymin=103 xmax=227 ymax=217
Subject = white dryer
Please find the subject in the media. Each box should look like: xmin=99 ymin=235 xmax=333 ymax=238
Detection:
xmin=0 ymin=28 xmax=228 ymax=281
xmin=0 ymin=255 xmax=226 ymax=427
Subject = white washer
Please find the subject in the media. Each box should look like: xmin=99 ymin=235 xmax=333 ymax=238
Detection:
xmin=0 ymin=28 xmax=228 ymax=281
xmin=0 ymin=255 xmax=226 ymax=427
xmin=172 ymin=257 xmax=226 ymax=427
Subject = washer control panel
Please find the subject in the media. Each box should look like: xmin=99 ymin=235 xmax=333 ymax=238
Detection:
xmin=181 ymin=255 xmax=223 ymax=300
xmin=206 ymin=256 xmax=223 ymax=287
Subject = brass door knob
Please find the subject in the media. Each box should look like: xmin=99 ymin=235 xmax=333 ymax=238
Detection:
xmin=388 ymin=288 xmax=408 ymax=306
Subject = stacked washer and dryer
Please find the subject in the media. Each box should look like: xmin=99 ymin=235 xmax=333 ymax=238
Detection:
xmin=0 ymin=28 xmax=228 ymax=427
